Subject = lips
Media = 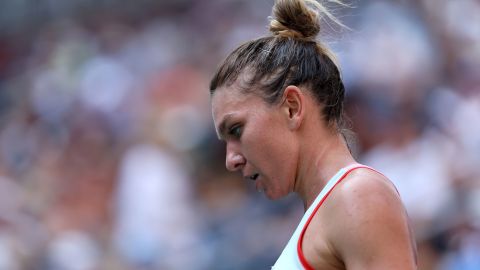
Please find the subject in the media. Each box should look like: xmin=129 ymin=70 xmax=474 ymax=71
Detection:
xmin=244 ymin=173 xmax=259 ymax=181
xmin=243 ymin=173 xmax=263 ymax=192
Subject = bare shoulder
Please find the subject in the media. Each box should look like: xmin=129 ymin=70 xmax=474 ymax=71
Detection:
xmin=322 ymin=168 xmax=417 ymax=270
xmin=333 ymin=168 xmax=402 ymax=215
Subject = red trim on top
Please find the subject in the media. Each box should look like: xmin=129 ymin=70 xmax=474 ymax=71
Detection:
xmin=296 ymin=165 xmax=382 ymax=270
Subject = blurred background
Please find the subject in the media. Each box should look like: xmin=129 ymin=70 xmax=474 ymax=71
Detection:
xmin=0 ymin=0 xmax=479 ymax=269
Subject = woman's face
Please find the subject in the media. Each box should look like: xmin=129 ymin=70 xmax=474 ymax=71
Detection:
xmin=211 ymin=87 xmax=298 ymax=199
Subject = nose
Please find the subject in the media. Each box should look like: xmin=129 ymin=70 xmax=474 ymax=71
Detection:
xmin=225 ymin=144 xmax=246 ymax=172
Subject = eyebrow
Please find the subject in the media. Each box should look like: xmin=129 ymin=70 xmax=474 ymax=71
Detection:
xmin=217 ymin=114 xmax=234 ymax=140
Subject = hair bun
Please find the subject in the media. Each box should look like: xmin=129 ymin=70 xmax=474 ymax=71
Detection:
xmin=269 ymin=0 xmax=346 ymax=40
xmin=269 ymin=0 xmax=321 ymax=40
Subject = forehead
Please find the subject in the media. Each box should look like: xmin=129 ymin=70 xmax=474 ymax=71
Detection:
xmin=213 ymin=86 xmax=246 ymax=108
xmin=211 ymin=87 xmax=265 ymax=130
xmin=212 ymin=88 xmax=250 ymax=119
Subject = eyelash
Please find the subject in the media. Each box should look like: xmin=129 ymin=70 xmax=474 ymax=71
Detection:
xmin=228 ymin=124 xmax=242 ymax=139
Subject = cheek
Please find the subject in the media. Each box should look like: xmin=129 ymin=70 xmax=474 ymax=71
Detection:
xmin=265 ymin=133 xmax=298 ymax=191
xmin=250 ymin=129 xmax=296 ymax=177
xmin=243 ymin=124 xmax=281 ymax=158
xmin=243 ymin=112 xmax=297 ymax=179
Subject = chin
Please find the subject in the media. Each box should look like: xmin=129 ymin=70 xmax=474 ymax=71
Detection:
xmin=265 ymin=190 xmax=288 ymax=200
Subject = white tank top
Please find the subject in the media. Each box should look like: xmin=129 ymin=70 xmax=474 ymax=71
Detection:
xmin=271 ymin=164 xmax=374 ymax=270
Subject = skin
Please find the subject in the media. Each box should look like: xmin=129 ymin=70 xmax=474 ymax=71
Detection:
xmin=211 ymin=82 xmax=417 ymax=269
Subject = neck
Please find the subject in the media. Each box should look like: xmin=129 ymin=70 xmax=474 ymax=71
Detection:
xmin=293 ymin=131 xmax=356 ymax=211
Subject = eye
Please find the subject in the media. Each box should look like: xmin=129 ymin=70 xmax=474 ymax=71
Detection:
xmin=228 ymin=124 xmax=242 ymax=139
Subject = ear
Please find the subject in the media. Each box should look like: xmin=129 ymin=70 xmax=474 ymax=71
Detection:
xmin=281 ymin=85 xmax=304 ymax=130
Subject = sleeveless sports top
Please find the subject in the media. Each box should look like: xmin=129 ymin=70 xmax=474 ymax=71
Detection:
xmin=272 ymin=163 xmax=379 ymax=270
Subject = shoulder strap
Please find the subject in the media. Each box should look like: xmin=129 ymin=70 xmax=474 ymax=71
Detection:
xmin=296 ymin=164 xmax=379 ymax=270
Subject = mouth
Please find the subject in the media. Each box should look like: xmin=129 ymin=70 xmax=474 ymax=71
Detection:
xmin=244 ymin=173 xmax=259 ymax=181
xmin=243 ymin=173 xmax=264 ymax=193
xmin=248 ymin=173 xmax=259 ymax=181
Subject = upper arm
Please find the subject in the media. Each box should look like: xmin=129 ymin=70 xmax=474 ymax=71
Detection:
xmin=326 ymin=172 xmax=417 ymax=270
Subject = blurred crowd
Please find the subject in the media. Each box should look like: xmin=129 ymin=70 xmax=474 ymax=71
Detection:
xmin=0 ymin=0 xmax=479 ymax=269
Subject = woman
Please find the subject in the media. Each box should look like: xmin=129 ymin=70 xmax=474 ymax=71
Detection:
xmin=210 ymin=0 xmax=418 ymax=269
